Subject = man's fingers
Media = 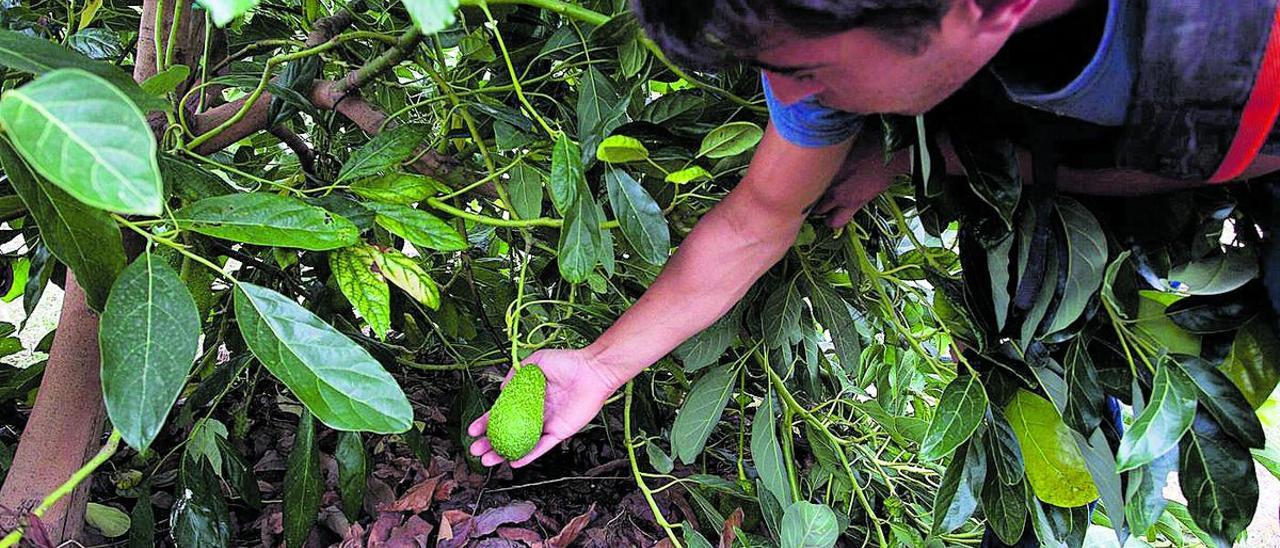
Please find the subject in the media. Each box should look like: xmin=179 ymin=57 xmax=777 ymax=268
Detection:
xmin=469 ymin=438 xmax=493 ymax=457
xmin=813 ymin=196 xmax=838 ymax=215
xmin=826 ymin=207 xmax=857 ymax=229
xmin=510 ymin=436 xmax=560 ymax=468
xmin=480 ymin=451 xmax=506 ymax=467
xmin=467 ymin=412 xmax=490 ymax=437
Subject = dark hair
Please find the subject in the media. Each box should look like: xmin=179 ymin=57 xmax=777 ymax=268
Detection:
xmin=631 ymin=0 xmax=951 ymax=70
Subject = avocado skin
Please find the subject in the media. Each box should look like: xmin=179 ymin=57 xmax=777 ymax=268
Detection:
xmin=487 ymin=364 xmax=546 ymax=460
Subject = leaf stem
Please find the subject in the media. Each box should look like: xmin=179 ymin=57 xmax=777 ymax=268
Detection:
xmin=0 ymin=430 xmax=122 ymax=548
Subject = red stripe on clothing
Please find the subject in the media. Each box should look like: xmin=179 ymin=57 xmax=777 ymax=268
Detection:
xmin=1210 ymin=5 xmax=1280 ymax=183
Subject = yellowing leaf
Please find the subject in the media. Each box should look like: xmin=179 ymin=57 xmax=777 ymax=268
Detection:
xmin=1005 ymin=389 xmax=1099 ymax=507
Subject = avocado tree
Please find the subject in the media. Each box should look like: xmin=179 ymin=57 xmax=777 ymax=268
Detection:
xmin=0 ymin=0 xmax=1272 ymax=546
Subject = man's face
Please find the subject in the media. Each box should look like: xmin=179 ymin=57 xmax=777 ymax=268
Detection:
xmin=753 ymin=1 xmax=1018 ymax=115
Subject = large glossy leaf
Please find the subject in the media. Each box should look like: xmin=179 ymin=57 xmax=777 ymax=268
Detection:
xmin=0 ymin=30 xmax=166 ymax=111
xmin=171 ymin=459 xmax=231 ymax=547
xmin=68 ymin=28 xmax=123 ymax=61
xmin=557 ymin=193 xmax=600 ymax=283
xmin=1117 ymin=362 xmax=1198 ymax=471
xmin=921 ymin=374 xmax=988 ymax=460
xmin=780 ymin=502 xmax=838 ymax=548
xmin=330 ymin=245 xmax=391 ymax=339
xmin=698 ymin=122 xmax=763 ymax=158
xmin=0 ymin=69 xmax=162 ymax=215
xmin=367 ymin=202 xmax=467 ymax=252
xmin=604 ymin=168 xmax=669 ymax=265
xmin=335 ymin=431 xmax=366 ymax=521
xmin=233 ymin=283 xmax=413 ymax=433
xmin=1135 ymin=292 xmax=1201 ymax=356
xmin=577 ymin=67 xmax=626 ymax=163
xmin=336 ymin=125 xmax=430 ymax=184
xmin=670 ymin=364 xmax=736 ymax=464
xmin=597 ymin=135 xmax=649 ymax=163
xmin=400 ymin=0 xmax=460 ymax=34
xmin=986 ymin=409 xmax=1025 ymax=486
xmin=932 ymin=437 xmax=986 ymax=534
xmin=1222 ymin=317 xmax=1280 ymax=408
xmin=1072 ymin=428 xmax=1125 ymax=539
xmin=101 ymin=252 xmax=201 ymax=452
xmin=1062 ymin=341 xmax=1103 ymax=435
xmin=1045 ymin=197 xmax=1106 ymax=334
xmin=1166 ymin=290 xmax=1260 ymax=334
xmin=284 ymin=410 xmax=322 ymax=548
xmin=750 ymin=391 xmax=790 ymax=506
xmin=549 ymin=135 xmax=582 ymax=215
xmin=175 ymin=193 xmax=359 ymax=251
xmin=349 ymin=173 xmax=441 ymax=205
xmin=373 ymin=246 xmax=440 ymax=309
xmin=1168 ymin=247 xmax=1258 ymax=296
xmin=1004 ymin=389 xmax=1098 ymax=507
xmin=762 ymin=280 xmax=803 ymax=350
xmin=1179 ymin=412 xmax=1258 ymax=547
xmin=0 ymin=138 xmax=124 ymax=310
xmin=982 ymin=475 xmax=1026 ymax=545
xmin=1171 ymin=356 xmax=1264 ymax=449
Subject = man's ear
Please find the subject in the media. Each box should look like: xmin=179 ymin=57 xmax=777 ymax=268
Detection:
xmin=958 ymin=0 xmax=1036 ymax=34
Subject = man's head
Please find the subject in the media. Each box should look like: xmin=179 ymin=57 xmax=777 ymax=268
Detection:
xmin=632 ymin=0 xmax=1039 ymax=115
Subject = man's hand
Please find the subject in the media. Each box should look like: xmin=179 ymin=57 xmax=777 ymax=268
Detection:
xmin=810 ymin=133 xmax=905 ymax=229
xmin=466 ymin=348 xmax=622 ymax=468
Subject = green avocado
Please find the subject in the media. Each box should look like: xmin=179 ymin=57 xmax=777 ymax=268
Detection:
xmin=486 ymin=364 xmax=547 ymax=460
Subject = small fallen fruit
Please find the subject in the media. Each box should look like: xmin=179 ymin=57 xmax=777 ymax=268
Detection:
xmin=486 ymin=364 xmax=547 ymax=460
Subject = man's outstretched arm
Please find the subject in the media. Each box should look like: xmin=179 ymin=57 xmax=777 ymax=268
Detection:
xmin=467 ymin=124 xmax=854 ymax=467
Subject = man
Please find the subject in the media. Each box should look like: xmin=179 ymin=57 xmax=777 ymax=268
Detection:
xmin=468 ymin=0 xmax=1280 ymax=471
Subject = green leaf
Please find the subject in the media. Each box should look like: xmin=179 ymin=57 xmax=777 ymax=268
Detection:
xmin=139 ymin=64 xmax=190 ymax=96
xmin=197 ymin=0 xmax=262 ymax=26
xmin=330 ymin=246 xmax=392 ymax=339
xmin=86 ymin=503 xmax=130 ymax=538
xmin=780 ymin=502 xmax=839 ymax=548
xmin=335 ymin=431 xmax=366 ymax=521
xmin=604 ymin=168 xmax=669 ymax=265
xmin=0 ymin=30 xmax=167 ymax=111
xmin=1072 ymin=427 xmax=1126 ymax=538
xmin=284 ymin=410 xmax=322 ymax=548
xmin=750 ymin=391 xmax=791 ymax=506
xmin=665 ymin=166 xmax=712 ymax=184
xmin=217 ymin=437 xmax=261 ymax=508
xmin=981 ymin=476 xmax=1026 ymax=545
xmin=1169 ymin=247 xmax=1258 ymax=296
xmin=1117 ymin=362 xmax=1198 ymax=471
xmin=671 ymin=364 xmax=736 ymax=465
xmin=350 ymin=173 xmax=441 ymax=205
xmin=0 ymin=69 xmax=162 ymax=215
xmin=597 ymin=135 xmax=649 ymax=163
xmin=932 ymin=437 xmax=986 ymax=534
xmin=68 ymin=28 xmax=123 ymax=60
xmin=1222 ymin=317 xmax=1280 ymax=408
xmin=646 ymin=441 xmax=674 ymax=474
xmin=172 ymin=458 xmax=231 ymax=547
xmin=507 ymin=164 xmax=544 ymax=220
xmin=1135 ymin=292 xmax=1202 ymax=356
xmin=175 ymin=193 xmax=359 ymax=251
xmin=1063 ymin=340 xmax=1104 ymax=435
xmin=1179 ymin=412 xmax=1258 ymax=547
xmin=1126 ymin=446 xmax=1177 ymax=536
xmin=952 ymin=134 xmax=1020 ymax=229
xmin=400 ymin=0 xmax=460 ymax=35
xmin=698 ymin=122 xmax=763 ymax=158
xmin=234 ymin=283 xmax=413 ymax=433
xmin=158 ymin=154 xmax=236 ymax=203
xmin=1046 ymin=197 xmax=1107 ymax=333
xmin=1004 ymin=389 xmax=1099 ymax=507
xmin=577 ymin=67 xmax=626 ymax=163
xmin=185 ymin=418 xmax=228 ymax=474
xmin=557 ymin=194 xmax=600 ymax=284
xmin=336 ymin=125 xmax=430 ymax=184
xmin=808 ymin=282 xmax=863 ymax=375
xmin=373 ymin=246 xmax=440 ymax=309
xmin=101 ymin=252 xmax=201 ymax=452
xmin=986 ymin=408 xmax=1025 ymax=485
xmin=762 ymin=280 xmax=803 ymax=349
xmin=672 ymin=305 xmax=740 ymax=372
xmin=128 ymin=485 xmax=154 ymax=548
xmin=549 ymin=135 xmax=582 ymax=215
xmin=1171 ymin=355 xmax=1265 ymax=449
xmin=0 ymin=138 xmax=124 ymax=311
xmin=921 ymin=374 xmax=988 ymax=460
xmin=367 ymin=202 xmax=467 ymax=252
xmin=1035 ymin=496 xmax=1090 ymax=547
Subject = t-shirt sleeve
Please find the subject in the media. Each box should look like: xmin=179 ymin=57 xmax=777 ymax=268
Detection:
xmin=761 ymin=72 xmax=865 ymax=148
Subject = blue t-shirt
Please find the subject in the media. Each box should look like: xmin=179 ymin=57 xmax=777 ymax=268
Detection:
xmin=764 ymin=0 xmax=1139 ymax=147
